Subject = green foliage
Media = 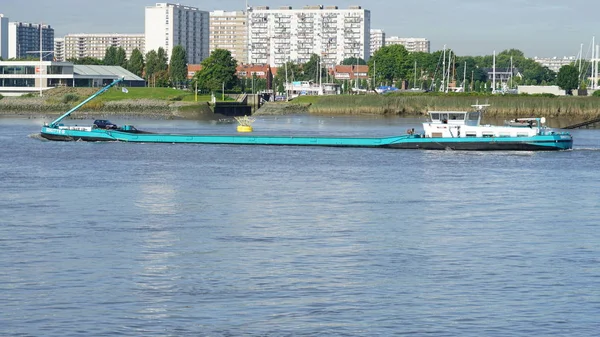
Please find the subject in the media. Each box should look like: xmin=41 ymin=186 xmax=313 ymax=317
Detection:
xmin=557 ymin=65 xmax=579 ymax=95
xmin=301 ymin=54 xmax=326 ymax=82
xmin=169 ymin=45 xmax=188 ymax=86
xmin=592 ymin=90 xmax=600 ymax=97
xmin=104 ymin=46 xmax=118 ymax=65
xmin=193 ymin=49 xmax=238 ymax=92
xmin=115 ymin=47 xmax=127 ymax=68
xmin=127 ymin=48 xmax=144 ymax=77
xmin=0 ymin=93 xmax=3 ymax=100
xmin=145 ymin=50 xmax=159 ymax=82
xmin=340 ymin=57 xmax=366 ymax=65
xmin=156 ymin=47 xmax=168 ymax=72
xmin=368 ymin=44 xmax=411 ymax=85
xmin=168 ymin=95 xmax=184 ymax=101
xmin=67 ymin=57 xmax=104 ymax=65
xmin=97 ymin=87 xmax=196 ymax=101
xmin=61 ymin=93 xmax=80 ymax=104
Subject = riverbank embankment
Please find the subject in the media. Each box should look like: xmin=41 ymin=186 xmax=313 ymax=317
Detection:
xmin=299 ymin=94 xmax=600 ymax=118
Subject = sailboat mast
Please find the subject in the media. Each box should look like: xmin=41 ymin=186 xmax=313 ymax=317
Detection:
xmin=441 ymin=45 xmax=446 ymax=92
xmin=593 ymin=45 xmax=600 ymax=89
xmin=492 ymin=50 xmax=496 ymax=93
xmin=463 ymin=61 xmax=466 ymax=91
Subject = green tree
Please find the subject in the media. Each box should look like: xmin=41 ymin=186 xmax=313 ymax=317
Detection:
xmin=103 ymin=46 xmax=118 ymax=65
xmin=157 ymin=47 xmax=168 ymax=72
xmin=127 ymin=48 xmax=144 ymax=77
xmin=115 ymin=47 xmax=127 ymax=68
xmin=272 ymin=60 xmax=302 ymax=94
xmin=145 ymin=50 xmax=159 ymax=86
xmin=368 ymin=45 xmax=411 ymax=85
xmin=169 ymin=45 xmax=188 ymax=87
xmin=67 ymin=57 xmax=103 ymax=65
xmin=340 ymin=57 xmax=366 ymax=65
xmin=192 ymin=49 xmax=238 ymax=92
xmin=302 ymin=54 xmax=325 ymax=82
xmin=556 ymin=65 xmax=579 ymax=95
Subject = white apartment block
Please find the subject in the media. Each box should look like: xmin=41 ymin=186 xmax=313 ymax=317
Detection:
xmin=386 ymin=37 xmax=430 ymax=53
xmin=248 ymin=5 xmax=370 ymax=67
xmin=145 ymin=2 xmax=209 ymax=64
xmin=532 ymin=56 xmax=576 ymax=73
xmin=370 ymin=29 xmax=384 ymax=56
xmin=53 ymin=38 xmax=64 ymax=61
xmin=0 ymin=14 xmax=8 ymax=59
xmin=210 ymin=10 xmax=248 ymax=64
xmin=62 ymin=34 xmax=144 ymax=61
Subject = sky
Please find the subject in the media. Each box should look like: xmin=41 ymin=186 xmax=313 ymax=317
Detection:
xmin=1 ymin=0 xmax=598 ymax=58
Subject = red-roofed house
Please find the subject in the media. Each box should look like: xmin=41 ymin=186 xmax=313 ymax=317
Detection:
xmin=331 ymin=65 xmax=370 ymax=80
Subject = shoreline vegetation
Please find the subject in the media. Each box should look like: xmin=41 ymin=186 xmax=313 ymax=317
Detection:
xmin=2 ymin=87 xmax=600 ymax=121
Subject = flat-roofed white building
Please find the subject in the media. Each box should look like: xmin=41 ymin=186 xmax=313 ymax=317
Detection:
xmin=145 ymin=2 xmax=209 ymax=64
xmin=0 ymin=60 xmax=145 ymax=96
xmin=53 ymin=38 xmax=65 ymax=61
xmin=532 ymin=56 xmax=576 ymax=73
xmin=62 ymin=34 xmax=144 ymax=61
xmin=386 ymin=37 xmax=430 ymax=53
xmin=248 ymin=5 xmax=370 ymax=67
xmin=370 ymin=29 xmax=385 ymax=56
xmin=210 ymin=10 xmax=248 ymax=64
xmin=0 ymin=14 xmax=8 ymax=59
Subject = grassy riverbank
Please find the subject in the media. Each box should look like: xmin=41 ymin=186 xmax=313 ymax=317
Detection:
xmin=3 ymin=87 xmax=600 ymax=120
xmin=294 ymin=93 xmax=600 ymax=118
xmin=0 ymin=87 xmax=220 ymax=118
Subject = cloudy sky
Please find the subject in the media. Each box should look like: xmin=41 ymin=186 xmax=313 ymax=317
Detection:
xmin=1 ymin=0 xmax=597 ymax=57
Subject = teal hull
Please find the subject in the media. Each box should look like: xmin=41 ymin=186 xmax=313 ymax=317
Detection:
xmin=40 ymin=126 xmax=573 ymax=151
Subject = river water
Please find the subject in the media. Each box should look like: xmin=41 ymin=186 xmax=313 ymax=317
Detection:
xmin=1 ymin=115 xmax=599 ymax=336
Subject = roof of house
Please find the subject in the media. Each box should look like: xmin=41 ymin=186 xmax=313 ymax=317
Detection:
xmin=73 ymin=65 xmax=144 ymax=81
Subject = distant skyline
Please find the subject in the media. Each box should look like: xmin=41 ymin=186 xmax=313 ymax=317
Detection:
xmin=1 ymin=0 xmax=598 ymax=58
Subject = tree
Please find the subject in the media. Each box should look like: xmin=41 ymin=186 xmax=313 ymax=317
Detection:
xmin=145 ymin=50 xmax=159 ymax=86
xmin=368 ymin=44 xmax=411 ymax=85
xmin=272 ymin=60 xmax=301 ymax=94
xmin=301 ymin=54 xmax=325 ymax=82
xmin=67 ymin=57 xmax=103 ymax=65
xmin=192 ymin=49 xmax=238 ymax=92
xmin=156 ymin=47 xmax=168 ymax=72
xmin=103 ymin=46 xmax=117 ymax=65
xmin=169 ymin=45 xmax=188 ymax=87
xmin=115 ymin=47 xmax=127 ymax=68
xmin=127 ymin=48 xmax=144 ymax=77
xmin=341 ymin=57 xmax=366 ymax=65
xmin=556 ymin=65 xmax=579 ymax=95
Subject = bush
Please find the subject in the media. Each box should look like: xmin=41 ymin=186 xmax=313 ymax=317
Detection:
xmin=61 ymin=93 xmax=80 ymax=104
xmin=21 ymin=93 xmax=36 ymax=98
xmin=168 ymin=95 xmax=184 ymax=101
xmin=0 ymin=93 xmax=3 ymax=100
xmin=592 ymin=90 xmax=600 ymax=97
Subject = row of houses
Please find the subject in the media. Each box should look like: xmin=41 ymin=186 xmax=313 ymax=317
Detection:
xmin=190 ymin=64 xmax=371 ymax=80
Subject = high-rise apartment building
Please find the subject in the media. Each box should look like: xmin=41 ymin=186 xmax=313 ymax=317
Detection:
xmin=0 ymin=14 xmax=8 ymax=59
xmin=386 ymin=37 xmax=430 ymax=53
xmin=145 ymin=2 xmax=209 ymax=64
xmin=62 ymin=34 xmax=145 ymax=60
xmin=8 ymin=22 xmax=54 ymax=60
xmin=248 ymin=5 xmax=370 ymax=67
xmin=209 ymin=10 xmax=248 ymax=64
xmin=53 ymin=38 xmax=64 ymax=61
xmin=370 ymin=29 xmax=385 ymax=56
